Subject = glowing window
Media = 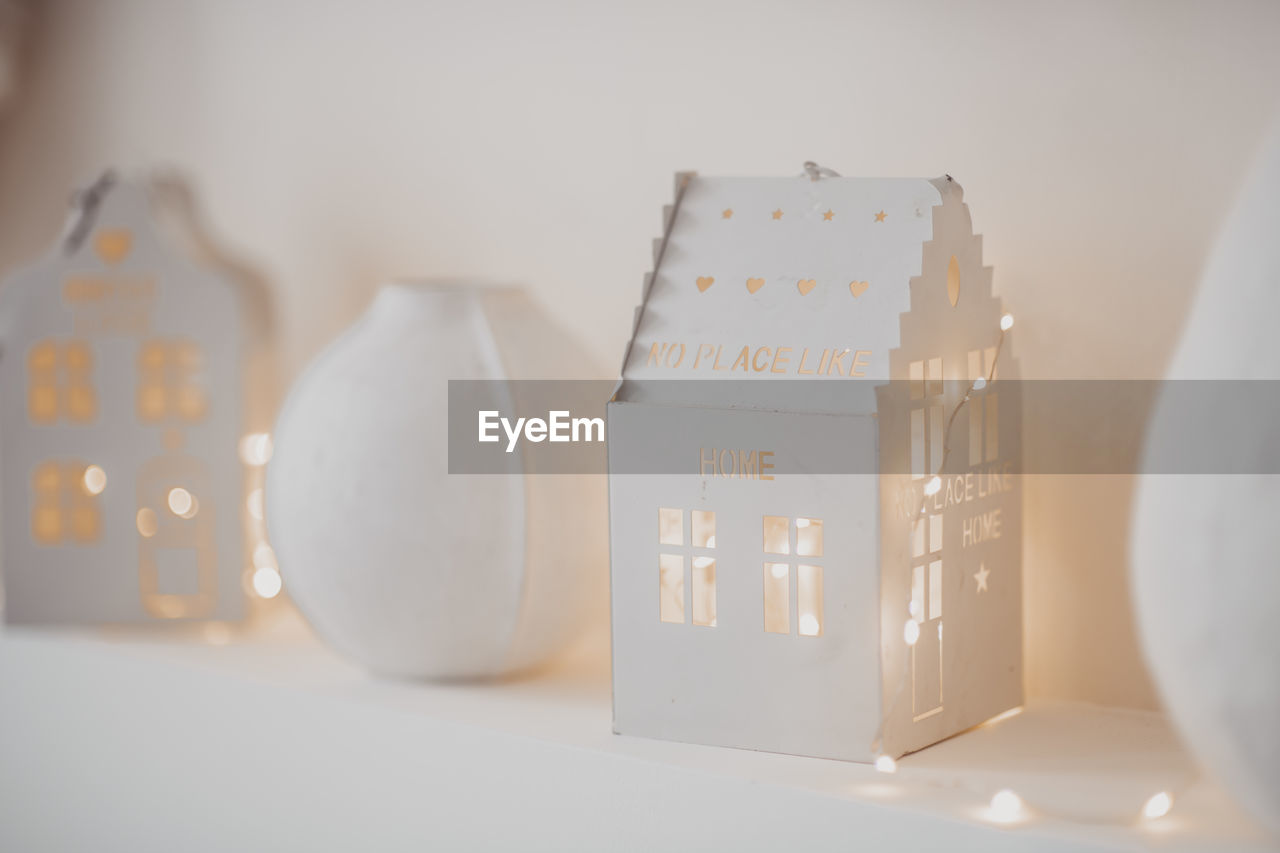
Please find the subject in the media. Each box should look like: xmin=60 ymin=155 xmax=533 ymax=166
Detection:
xmin=968 ymin=368 xmax=999 ymax=467
xmin=31 ymin=461 xmax=103 ymax=545
xmin=658 ymin=507 xmax=716 ymax=627
xmin=909 ymin=357 xmax=945 ymax=480
xmin=761 ymin=516 xmax=824 ymax=637
xmin=27 ymin=339 xmax=97 ymax=424
xmin=137 ymin=339 xmax=208 ymax=423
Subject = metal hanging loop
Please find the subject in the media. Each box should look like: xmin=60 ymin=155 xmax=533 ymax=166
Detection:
xmin=63 ymin=170 xmax=117 ymax=255
xmin=802 ymin=161 xmax=841 ymax=181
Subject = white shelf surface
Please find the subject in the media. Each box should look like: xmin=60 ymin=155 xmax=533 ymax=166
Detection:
xmin=1 ymin=617 xmax=1275 ymax=853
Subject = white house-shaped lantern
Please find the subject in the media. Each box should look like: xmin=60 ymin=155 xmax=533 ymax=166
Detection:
xmin=0 ymin=175 xmax=259 ymax=623
xmin=608 ymin=171 xmax=1022 ymax=760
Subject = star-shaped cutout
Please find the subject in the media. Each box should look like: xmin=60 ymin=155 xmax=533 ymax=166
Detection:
xmin=823 ymin=210 xmax=834 ymax=221
xmin=874 ymin=210 xmax=887 ymax=222
xmin=973 ymin=562 xmax=990 ymax=594
xmin=772 ymin=208 xmax=783 ymax=220
xmin=722 ymin=208 xmax=733 ymax=219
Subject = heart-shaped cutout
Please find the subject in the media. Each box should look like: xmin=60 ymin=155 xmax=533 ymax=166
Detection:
xmin=849 ymin=280 xmax=870 ymax=298
xmin=797 ymin=279 xmax=816 ymax=296
xmin=696 ymin=276 xmax=715 ymax=293
xmin=746 ymin=277 xmax=765 ymax=294
xmin=94 ymin=229 xmax=132 ymax=264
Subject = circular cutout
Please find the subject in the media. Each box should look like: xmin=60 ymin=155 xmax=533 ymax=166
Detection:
xmin=947 ymin=255 xmax=961 ymax=306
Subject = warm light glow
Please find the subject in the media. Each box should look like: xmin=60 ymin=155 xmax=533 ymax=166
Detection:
xmin=874 ymin=755 xmax=898 ymax=774
xmin=247 ymin=488 xmax=265 ymax=521
xmin=203 ymin=622 xmax=231 ymax=646
xmin=253 ymin=542 xmax=278 ymax=570
xmin=251 ymin=566 xmax=282 ymax=599
xmin=705 ymin=535 xmax=716 ymax=548
xmin=989 ymin=789 xmax=1024 ymax=823
xmin=136 ymin=507 xmax=158 ymax=538
xmin=973 ymin=376 xmax=987 ymax=391
xmin=799 ymin=613 xmax=820 ymax=635
xmin=239 ymin=432 xmax=274 ymax=466
xmin=908 ymin=599 xmax=921 ymax=619
xmin=82 ymin=465 xmax=107 ymax=495
xmin=904 ymin=619 xmax=920 ymax=646
xmin=167 ymin=487 xmax=195 ymax=518
xmin=771 ymin=563 xmax=789 ymax=580
xmin=796 ymin=517 xmax=810 ymax=528
xmin=1142 ymin=791 xmax=1173 ymax=820
xmin=693 ymin=556 xmax=714 ymax=569
xmin=982 ymin=706 xmax=1024 ymax=727
xmin=1000 ymin=313 xmax=1014 ymax=331
xmin=923 ymin=476 xmax=941 ymax=496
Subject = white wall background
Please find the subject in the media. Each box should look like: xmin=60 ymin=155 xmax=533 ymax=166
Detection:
xmin=1 ymin=0 xmax=1278 ymax=710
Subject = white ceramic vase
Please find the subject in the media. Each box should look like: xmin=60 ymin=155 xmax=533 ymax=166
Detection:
xmin=267 ymin=282 xmax=606 ymax=679
xmin=1131 ymin=126 xmax=1280 ymax=834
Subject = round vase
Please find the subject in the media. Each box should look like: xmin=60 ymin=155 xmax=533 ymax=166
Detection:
xmin=1131 ymin=127 xmax=1280 ymax=834
xmin=266 ymin=282 xmax=606 ymax=679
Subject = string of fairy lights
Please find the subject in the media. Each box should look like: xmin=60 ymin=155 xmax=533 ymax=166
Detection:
xmin=223 ymin=294 xmax=1184 ymax=828
xmin=868 ymin=311 xmax=1184 ymax=827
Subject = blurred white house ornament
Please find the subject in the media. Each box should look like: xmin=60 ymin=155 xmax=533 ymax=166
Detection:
xmin=608 ymin=170 xmax=1022 ymax=761
xmin=1132 ymin=124 xmax=1280 ymax=835
xmin=0 ymin=172 xmax=274 ymax=623
xmin=266 ymin=282 xmax=605 ymax=679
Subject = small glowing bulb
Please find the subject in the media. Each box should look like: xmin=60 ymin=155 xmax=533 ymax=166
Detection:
xmin=799 ymin=614 xmax=820 ymax=635
xmin=796 ymin=518 xmax=811 ymax=528
xmin=973 ymin=376 xmax=987 ymax=391
xmin=167 ymin=487 xmax=194 ymax=517
xmin=246 ymin=488 xmax=265 ymax=521
xmin=82 ymin=465 xmax=107 ymax=495
xmin=874 ymin=755 xmax=897 ymax=774
xmin=771 ymin=563 xmax=789 ymax=580
xmin=923 ymin=476 xmax=941 ymax=496
xmin=253 ymin=542 xmax=277 ymax=570
xmin=1000 ymin=313 xmax=1014 ymax=331
xmin=904 ymin=619 xmax=920 ymax=646
xmin=989 ymin=789 xmax=1024 ymax=823
xmin=136 ymin=507 xmax=158 ymax=538
xmin=239 ymin=433 xmax=274 ymax=466
xmin=1142 ymin=791 xmax=1173 ymax=820
xmin=251 ymin=566 xmax=282 ymax=599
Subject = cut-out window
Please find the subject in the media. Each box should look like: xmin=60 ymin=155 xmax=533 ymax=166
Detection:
xmin=761 ymin=515 xmax=824 ymax=637
xmin=658 ymin=507 xmax=683 ymax=546
xmin=798 ymin=565 xmax=823 ymax=637
xmin=796 ymin=517 xmax=823 ymax=557
xmin=659 ymin=553 xmax=684 ymax=623
xmin=967 ymin=346 xmax=998 ymax=383
xmin=910 ymin=357 xmax=945 ymax=480
xmin=692 ymin=557 xmax=716 ymax=627
xmin=927 ymin=357 xmax=944 ymax=397
xmin=909 ymin=360 xmax=925 ymax=400
xmin=763 ymin=562 xmax=790 ymax=634
xmin=691 ymin=510 xmax=716 ymax=548
xmin=762 ymin=515 xmax=790 ymax=554
xmin=969 ymin=391 xmax=999 ymax=466
xmin=658 ymin=507 xmax=716 ymax=627
xmin=911 ymin=509 xmax=945 ymax=718
xmin=31 ymin=461 xmax=103 ymax=545
xmin=137 ymin=339 xmax=208 ymax=423
xmin=27 ymin=339 xmax=96 ymax=424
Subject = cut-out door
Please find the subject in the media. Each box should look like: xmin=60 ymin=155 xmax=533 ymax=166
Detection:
xmin=136 ymin=454 xmax=217 ymax=618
